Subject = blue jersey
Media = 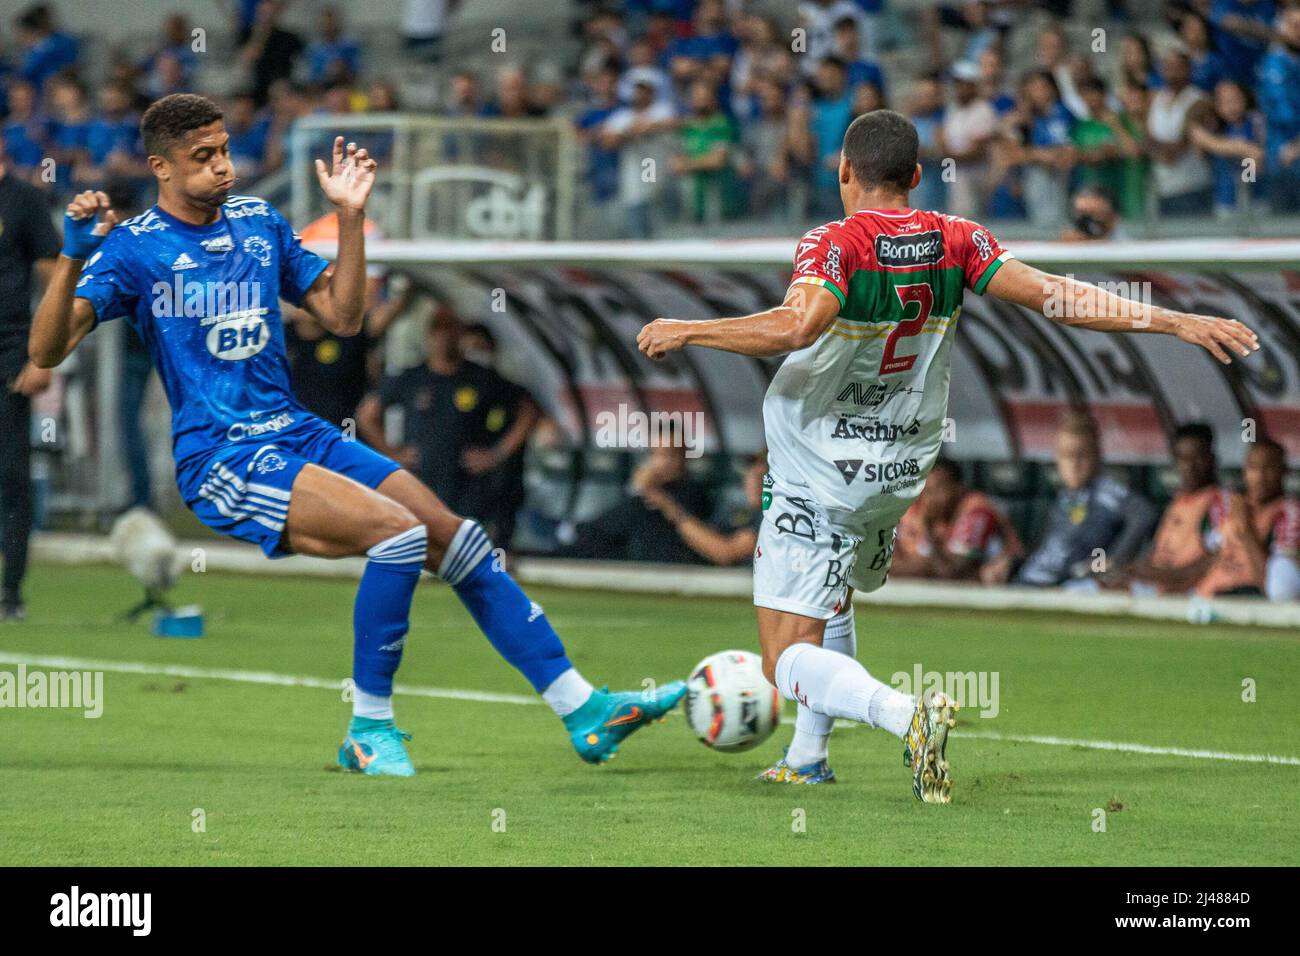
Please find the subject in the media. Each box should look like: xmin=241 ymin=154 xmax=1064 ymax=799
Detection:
xmin=74 ymin=195 xmax=330 ymax=472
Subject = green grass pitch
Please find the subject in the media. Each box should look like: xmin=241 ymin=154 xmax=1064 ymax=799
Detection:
xmin=2 ymin=563 xmax=1297 ymax=866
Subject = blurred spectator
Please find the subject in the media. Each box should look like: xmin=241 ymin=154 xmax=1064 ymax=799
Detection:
xmin=140 ymin=13 xmax=199 ymax=91
xmin=1255 ymin=7 xmax=1300 ymax=212
xmin=808 ymin=58 xmax=856 ymax=216
xmin=892 ymin=459 xmax=1023 ymax=582
xmin=832 ymin=16 xmax=885 ymax=96
xmin=671 ymin=79 xmax=739 ymax=223
xmin=1197 ymin=438 xmax=1300 ymax=601
xmin=601 ymin=70 xmax=677 ymax=237
xmin=402 ymin=0 xmax=456 ymax=61
xmin=1118 ymin=32 xmax=1160 ymax=89
xmin=617 ymin=38 xmax=670 ymax=106
xmin=13 ymin=3 xmax=79 ymax=93
xmin=2 ymin=80 xmax=49 ymax=186
xmin=145 ymin=50 xmax=189 ymax=101
xmin=46 ymin=74 xmax=91 ymax=194
xmin=642 ymin=451 xmax=766 ymax=566
xmin=1036 ymin=24 xmax=1087 ymax=119
xmin=306 ymin=6 xmax=362 ymax=86
xmin=1122 ymin=423 xmax=1222 ymax=594
xmin=81 ymin=82 xmax=145 ymax=188
xmin=456 ymin=323 xmax=542 ymax=548
xmin=942 ymin=60 xmax=997 ymax=218
xmin=1180 ymin=10 xmax=1230 ymax=93
xmin=664 ymin=0 xmax=737 ymax=76
xmin=556 ymin=434 xmax=716 ymax=565
xmin=574 ymin=64 xmax=622 ymax=214
xmin=1011 ymin=412 xmax=1156 ymax=587
xmin=730 ymin=15 xmax=794 ymax=120
xmin=1208 ymin=0 xmax=1277 ymax=86
xmin=1059 ymin=185 xmax=1128 ymax=240
xmin=1147 ymin=50 xmax=1214 ymax=216
xmin=907 ymin=72 xmax=947 ymax=213
xmin=238 ymin=0 xmax=305 ymax=108
xmin=1018 ymin=69 xmax=1076 ymax=229
xmin=1113 ymin=80 xmax=1153 ymax=219
xmin=358 ymin=305 xmax=516 ymax=514
xmin=923 ymin=2 xmax=1006 ymax=70
xmin=1189 ymin=78 xmax=1265 ymax=216
xmin=979 ymin=46 xmax=1016 ymax=115
xmin=225 ymin=91 xmax=273 ymax=180
xmin=799 ymin=0 xmax=868 ymax=71
xmin=737 ymin=76 xmax=795 ymax=216
xmin=1070 ymin=76 xmax=1139 ymax=210
xmin=483 ymin=65 xmax=547 ymax=120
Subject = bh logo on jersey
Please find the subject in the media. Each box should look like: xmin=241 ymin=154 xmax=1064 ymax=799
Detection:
xmin=206 ymin=313 xmax=269 ymax=361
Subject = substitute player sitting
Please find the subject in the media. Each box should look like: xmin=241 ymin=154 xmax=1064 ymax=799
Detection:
xmin=637 ymin=109 xmax=1257 ymax=803
xmin=30 ymin=94 xmax=684 ymax=777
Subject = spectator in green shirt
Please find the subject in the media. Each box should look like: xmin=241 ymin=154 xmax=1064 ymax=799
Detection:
xmin=671 ymin=79 xmax=740 ymax=223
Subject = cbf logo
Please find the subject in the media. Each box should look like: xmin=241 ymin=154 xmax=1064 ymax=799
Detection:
xmin=243 ymin=235 xmax=272 ymax=266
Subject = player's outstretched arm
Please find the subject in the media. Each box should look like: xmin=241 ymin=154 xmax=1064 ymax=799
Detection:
xmin=983 ymin=258 xmax=1258 ymax=365
xmin=300 ymin=136 xmax=378 ymax=337
xmin=637 ymin=283 xmax=842 ymax=359
xmin=29 ymin=190 xmax=118 ymax=369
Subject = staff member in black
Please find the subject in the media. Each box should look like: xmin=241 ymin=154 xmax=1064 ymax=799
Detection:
xmin=1 ymin=143 xmax=61 ymax=620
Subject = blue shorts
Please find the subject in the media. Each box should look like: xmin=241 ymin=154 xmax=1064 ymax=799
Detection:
xmin=179 ymin=413 xmax=401 ymax=558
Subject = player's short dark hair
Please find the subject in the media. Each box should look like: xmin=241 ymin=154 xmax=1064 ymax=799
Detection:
xmin=1172 ymin=422 xmax=1214 ymax=448
xmin=141 ymin=93 xmax=224 ymax=159
xmin=842 ymin=109 xmax=918 ymax=192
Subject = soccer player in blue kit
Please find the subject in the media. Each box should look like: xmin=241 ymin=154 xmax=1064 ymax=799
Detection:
xmin=29 ymin=93 xmax=685 ymax=776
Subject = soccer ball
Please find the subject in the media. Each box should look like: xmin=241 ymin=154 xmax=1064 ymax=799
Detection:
xmin=683 ymin=650 xmax=782 ymax=752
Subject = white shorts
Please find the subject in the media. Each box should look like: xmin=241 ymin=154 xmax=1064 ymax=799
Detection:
xmin=752 ymin=472 xmax=903 ymax=620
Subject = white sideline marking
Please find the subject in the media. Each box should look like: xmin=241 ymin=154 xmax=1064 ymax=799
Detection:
xmin=0 ymin=653 xmax=538 ymax=706
xmin=953 ymin=730 xmax=1300 ymax=767
xmin=4 ymin=652 xmax=1297 ymax=767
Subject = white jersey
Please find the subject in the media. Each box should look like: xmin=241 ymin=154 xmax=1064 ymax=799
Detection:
xmin=761 ymin=208 xmax=1012 ymax=534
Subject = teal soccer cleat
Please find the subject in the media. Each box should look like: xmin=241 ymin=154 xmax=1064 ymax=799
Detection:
xmin=564 ymin=681 xmax=688 ymax=764
xmin=337 ymin=716 xmax=416 ymax=777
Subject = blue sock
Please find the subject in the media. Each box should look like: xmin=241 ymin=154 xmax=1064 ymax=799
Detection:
xmin=353 ymin=525 xmax=427 ymax=701
xmin=438 ymin=520 xmax=573 ymax=693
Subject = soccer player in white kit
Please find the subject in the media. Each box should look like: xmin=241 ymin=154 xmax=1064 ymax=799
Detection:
xmin=637 ymin=110 xmax=1258 ymax=802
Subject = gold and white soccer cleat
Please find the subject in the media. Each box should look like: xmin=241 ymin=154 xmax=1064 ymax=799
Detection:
xmin=902 ymin=691 xmax=958 ymax=804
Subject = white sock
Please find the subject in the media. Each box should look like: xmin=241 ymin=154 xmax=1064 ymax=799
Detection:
xmin=774 ymin=642 xmax=915 ymax=740
xmin=785 ymin=607 xmax=856 ymax=767
xmin=542 ymin=667 xmax=595 ymax=718
xmin=353 ymin=686 xmax=394 ymax=721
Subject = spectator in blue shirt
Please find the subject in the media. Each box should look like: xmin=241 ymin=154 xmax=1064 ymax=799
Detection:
xmin=808 ymin=57 xmax=855 ymax=216
xmin=306 ymin=5 xmax=362 ymax=86
xmin=1181 ymin=11 xmax=1231 ymax=93
xmin=46 ymin=73 xmax=92 ymax=193
xmin=80 ymin=80 xmax=144 ymax=186
xmin=664 ymin=0 xmax=738 ymax=69
xmin=13 ymin=3 xmax=79 ymax=93
xmin=907 ymin=71 xmax=947 ymax=213
xmin=2 ymin=79 xmax=49 ymax=186
xmin=1255 ymin=7 xmax=1300 ymax=211
xmin=1189 ymin=78 xmax=1265 ymax=214
xmin=831 ymin=15 xmax=886 ymax=97
xmin=139 ymin=13 xmax=199 ymax=90
xmin=225 ymin=91 xmax=273 ymax=180
xmin=1209 ymin=0 xmax=1277 ymax=85
xmin=574 ymin=64 xmax=623 ymax=205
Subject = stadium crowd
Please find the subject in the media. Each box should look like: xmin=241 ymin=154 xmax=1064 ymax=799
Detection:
xmin=4 ymin=1 xmax=1300 ymax=232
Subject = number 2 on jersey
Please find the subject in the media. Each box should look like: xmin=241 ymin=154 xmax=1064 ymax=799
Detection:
xmin=879 ymin=283 xmax=933 ymax=375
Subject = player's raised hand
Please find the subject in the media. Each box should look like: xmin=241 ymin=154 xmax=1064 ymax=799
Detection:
xmin=315 ymin=135 xmax=378 ymax=211
xmin=62 ymin=190 xmax=118 ymax=260
xmin=1173 ymin=313 xmax=1259 ymax=365
xmin=637 ymin=318 xmax=690 ymax=360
